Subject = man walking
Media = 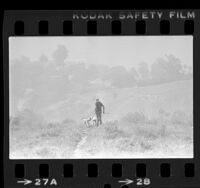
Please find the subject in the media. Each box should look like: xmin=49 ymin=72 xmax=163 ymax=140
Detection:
xmin=95 ymin=99 xmax=105 ymax=126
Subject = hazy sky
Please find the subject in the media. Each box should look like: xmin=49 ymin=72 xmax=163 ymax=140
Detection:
xmin=9 ymin=36 xmax=193 ymax=69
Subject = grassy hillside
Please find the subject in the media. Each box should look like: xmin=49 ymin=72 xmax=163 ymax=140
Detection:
xmin=9 ymin=80 xmax=193 ymax=159
xmin=41 ymin=80 xmax=192 ymax=122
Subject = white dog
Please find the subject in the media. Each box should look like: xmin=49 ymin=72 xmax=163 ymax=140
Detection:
xmin=83 ymin=116 xmax=97 ymax=127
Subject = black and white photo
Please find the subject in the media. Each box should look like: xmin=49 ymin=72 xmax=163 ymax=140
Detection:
xmin=9 ymin=36 xmax=193 ymax=159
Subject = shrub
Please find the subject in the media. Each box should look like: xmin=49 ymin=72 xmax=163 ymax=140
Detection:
xmin=104 ymin=121 xmax=132 ymax=140
xmin=147 ymin=118 xmax=158 ymax=125
xmin=10 ymin=109 xmax=45 ymax=132
xmin=62 ymin=118 xmax=75 ymax=124
xmin=40 ymin=128 xmax=62 ymax=138
xmin=139 ymin=140 xmax=152 ymax=151
xmin=158 ymin=109 xmax=170 ymax=116
xmin=10 ymin=116 xmax=21 ymax=130
xmin=171 ymin=110 xmax=187 ymax=125
xmin=36 ymin=147 xmax=57 ymax=158
xmin=122 ymin=112 xmax=147 ymax=124
xmin=104 ymin=124 xmax=123 ymax=139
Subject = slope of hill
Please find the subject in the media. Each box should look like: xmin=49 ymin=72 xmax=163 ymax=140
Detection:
xmin=9 ymin=80 xmax=193 ymax=159
xmin=41 ymin=80 xmax=192 ymax=122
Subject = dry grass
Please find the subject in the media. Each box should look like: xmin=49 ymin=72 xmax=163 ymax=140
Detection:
xmin=9 ymin=108 xmax=193 ymax=159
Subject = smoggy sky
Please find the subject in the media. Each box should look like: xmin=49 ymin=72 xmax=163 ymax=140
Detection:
xmin=9 ymin=36 xmax=193 ymax=69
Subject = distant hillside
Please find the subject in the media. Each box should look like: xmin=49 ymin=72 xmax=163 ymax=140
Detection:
xmin=41 ymin=79 xmax=192 ymax=122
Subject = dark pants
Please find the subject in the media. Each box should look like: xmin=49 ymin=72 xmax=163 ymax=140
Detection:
xmin=95 ymin=111 xmax=102 ymax=126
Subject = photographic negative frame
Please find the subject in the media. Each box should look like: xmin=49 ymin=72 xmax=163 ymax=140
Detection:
xmin=3 ymin=10 xmax=200 ymax=188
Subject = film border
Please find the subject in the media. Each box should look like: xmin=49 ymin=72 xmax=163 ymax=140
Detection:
xmin=3 ymin=10 xmax=200 ymax=188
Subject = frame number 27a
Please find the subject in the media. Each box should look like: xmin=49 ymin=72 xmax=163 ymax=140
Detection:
xmin=17 ymin=178 xmax=58 ymax=186
xmin=35 ymin=178 xmax=57 ymax=186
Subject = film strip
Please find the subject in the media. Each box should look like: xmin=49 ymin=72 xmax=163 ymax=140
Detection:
xmin=3 ymin=10 xmax=200 ymax=188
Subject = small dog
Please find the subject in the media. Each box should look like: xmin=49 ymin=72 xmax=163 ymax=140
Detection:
xmin=83 ymin=116 xmax=97 ymax=127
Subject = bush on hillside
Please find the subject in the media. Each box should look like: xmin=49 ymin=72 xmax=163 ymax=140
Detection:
xmin=121 ymin=112 xmax=147 ymax=124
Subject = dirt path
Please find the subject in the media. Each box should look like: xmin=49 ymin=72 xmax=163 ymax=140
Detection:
xmin=73 ymin=129 xmax=88 ymax=158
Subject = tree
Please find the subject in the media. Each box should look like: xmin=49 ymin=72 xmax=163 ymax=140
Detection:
xmin=130 ymin=67 xmax=139 ymax=80
xmin=151 ymin=55 xmax=183 ymax=84
xmin=52 ymin=45 xmax=68 ymax=67
xmin=138 ymin=62 xmax=150 ymax=80
xmin=39 ymin=54 xmax=49 ymax=63
xmin=107 ymin=66 xmax=136 ymax=88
